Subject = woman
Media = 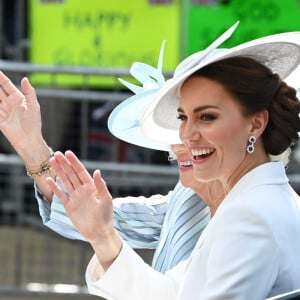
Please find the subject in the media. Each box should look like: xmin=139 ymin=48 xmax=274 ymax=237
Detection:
xmin=44 ymin=24 xmax=300 ymax=299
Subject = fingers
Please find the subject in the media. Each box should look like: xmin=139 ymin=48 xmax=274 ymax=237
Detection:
xmin=64 ymin=150 xmax=93 ymax=185
xmin=50 ymin=151 xmax=80 ymax=193
xmin=50 ymin=154 xmax=75 ymax=193
xmin=21 ymin=77 xmax=39 ymax=107
xmin=0 ymin=71 xmax=25 ymax=107
xmin=21 ymin=77 xmax=32 ymax=94
xmin=48 ymin=151 xmax=112 ymax=212
xmin=46 ymin=176 xmax=70 ymax=206
xmin=94 ymin=170 xmax=112 ymax=200
xmin=49 ymin=151 xmax=93 ymax=195
xmin=0 ymin=87 xmax=8 ymax=111
xmin=0 ymin=86 xmax=7 ymax=100
xmin=0 ymin=71 xmax=20 ymax=95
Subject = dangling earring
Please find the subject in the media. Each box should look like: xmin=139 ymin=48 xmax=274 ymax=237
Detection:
xmin=246 ymin=135 xmax=256 ymax=154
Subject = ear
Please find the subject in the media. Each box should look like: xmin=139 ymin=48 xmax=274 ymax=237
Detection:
xmin=249 ymin=110 xmax=269 ymax=137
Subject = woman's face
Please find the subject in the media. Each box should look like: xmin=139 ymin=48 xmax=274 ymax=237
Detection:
xmin=170 ymin=144 xmax=196 ymax=188
xmin=178 ymin=76 xmax=254 ymax=184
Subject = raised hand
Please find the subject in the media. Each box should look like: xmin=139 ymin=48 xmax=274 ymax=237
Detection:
xmin=0 ymin=71 xmax=43 ymax=150
xmin=46 ymin=151 xmax=122 ymax=268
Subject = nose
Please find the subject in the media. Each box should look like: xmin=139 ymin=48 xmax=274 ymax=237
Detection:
xmin=179 ymin=120 xmax=200 ymax=145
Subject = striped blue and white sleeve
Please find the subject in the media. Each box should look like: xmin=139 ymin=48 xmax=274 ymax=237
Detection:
xmin=34 ymin=181 xmax=172 ymax=248
xmin=113 ymin=194 xmax=170 ymax=248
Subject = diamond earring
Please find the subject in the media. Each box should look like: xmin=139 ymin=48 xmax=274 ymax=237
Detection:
xmin=246 ymin=135 xmax=256 ymax=154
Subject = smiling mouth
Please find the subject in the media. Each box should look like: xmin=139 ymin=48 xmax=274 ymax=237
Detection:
xmin=179 ymin=160 xmax=193 ymax=168
xmin=191 ymin=148 xmax=215 ymax=160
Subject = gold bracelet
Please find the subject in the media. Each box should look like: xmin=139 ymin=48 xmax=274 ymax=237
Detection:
xmin=26 ymin=150 xmax=54 ymax=178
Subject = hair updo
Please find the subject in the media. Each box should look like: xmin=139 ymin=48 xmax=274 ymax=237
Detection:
xmin=191 ymin=56 xmax=300 ymax=155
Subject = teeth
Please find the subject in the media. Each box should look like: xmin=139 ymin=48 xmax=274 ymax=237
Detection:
xmin=179 ymin=160 xmax=192 ymax=167
xmin=191 ymin=148 xmax=214 ymax=156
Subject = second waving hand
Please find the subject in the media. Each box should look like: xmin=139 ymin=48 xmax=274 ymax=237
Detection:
xmin=47 ymin=150 xmax=122 ymax=270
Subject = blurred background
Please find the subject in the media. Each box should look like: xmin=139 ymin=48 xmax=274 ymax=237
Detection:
xmin=0 ymin=0 xmax=299 ymax=299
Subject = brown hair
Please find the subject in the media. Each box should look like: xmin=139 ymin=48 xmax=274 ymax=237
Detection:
xmin=191 ymin=56 xmax=300 ymax=155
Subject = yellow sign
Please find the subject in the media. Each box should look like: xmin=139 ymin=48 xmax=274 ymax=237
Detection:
xmin=29 ymin=0 xmax=181 ymax=87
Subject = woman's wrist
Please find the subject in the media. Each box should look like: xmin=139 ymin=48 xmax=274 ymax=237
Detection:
xmin=26 ymin=150 xmax=54 ymax=178
xmin=16 ymin=138 xmax=53 ymax=169
xmin=17 ymin=138 xmax=57 ymax=202
xmin=91 ymin=230 xmax=123 ymax=271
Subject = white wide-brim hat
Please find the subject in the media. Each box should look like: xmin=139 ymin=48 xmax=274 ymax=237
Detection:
xmin=140 ymin=22 xmax=300 ymax=145
xmin=107 ymin=41 xmax=170 ymax=152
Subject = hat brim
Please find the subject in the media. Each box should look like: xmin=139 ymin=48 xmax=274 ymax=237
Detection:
xmin=107 ymin=89 xmax=170 ymax=152
xmin=140 ymin=32 xmax=300 ymax=145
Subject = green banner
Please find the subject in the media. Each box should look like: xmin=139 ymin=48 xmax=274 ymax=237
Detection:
xmin=186 ymin=0 xmax=300 ymax=54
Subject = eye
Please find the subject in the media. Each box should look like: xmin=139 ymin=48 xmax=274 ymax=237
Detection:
xmin=177 ymin=114 xmax=187 ymax=121
xmin=200 ymin=113 xmax=217 ymax=121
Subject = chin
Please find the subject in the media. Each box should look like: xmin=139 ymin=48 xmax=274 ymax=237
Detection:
xmin=193 ymin=170 xmax=215 ymax=183
xmin=180 ymin=176 xmax=194 ymax=187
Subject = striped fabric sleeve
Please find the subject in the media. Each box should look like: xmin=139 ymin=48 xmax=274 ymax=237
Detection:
xmin=113 ymin=194 xmax=170 ymax=249
xmin=34 ymin=181 xmax=172 ymax=248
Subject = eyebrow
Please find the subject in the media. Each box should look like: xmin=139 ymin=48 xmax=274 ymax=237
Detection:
xmin=177 ymin=105 xmax=219 ymax=113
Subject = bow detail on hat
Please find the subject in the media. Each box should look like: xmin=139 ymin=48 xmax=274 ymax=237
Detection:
xmin=118 ymin=40 xmax=166 ymax=95
xmin=107 ymin=40 xmax=170 ymax=151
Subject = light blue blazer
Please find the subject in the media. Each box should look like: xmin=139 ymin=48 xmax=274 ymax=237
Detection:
xmin=86 ymin=161 xmax=300 ymax=300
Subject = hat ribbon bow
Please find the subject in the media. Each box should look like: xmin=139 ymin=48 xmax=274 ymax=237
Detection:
xmin=118 ymin=40 xmax=166 ymax=95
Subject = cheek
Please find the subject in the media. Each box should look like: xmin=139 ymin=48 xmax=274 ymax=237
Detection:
xmin=208 ymin=122 xmax=247 ymax=152
xmin=220 ymin=124 xmax=248 ymax=159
